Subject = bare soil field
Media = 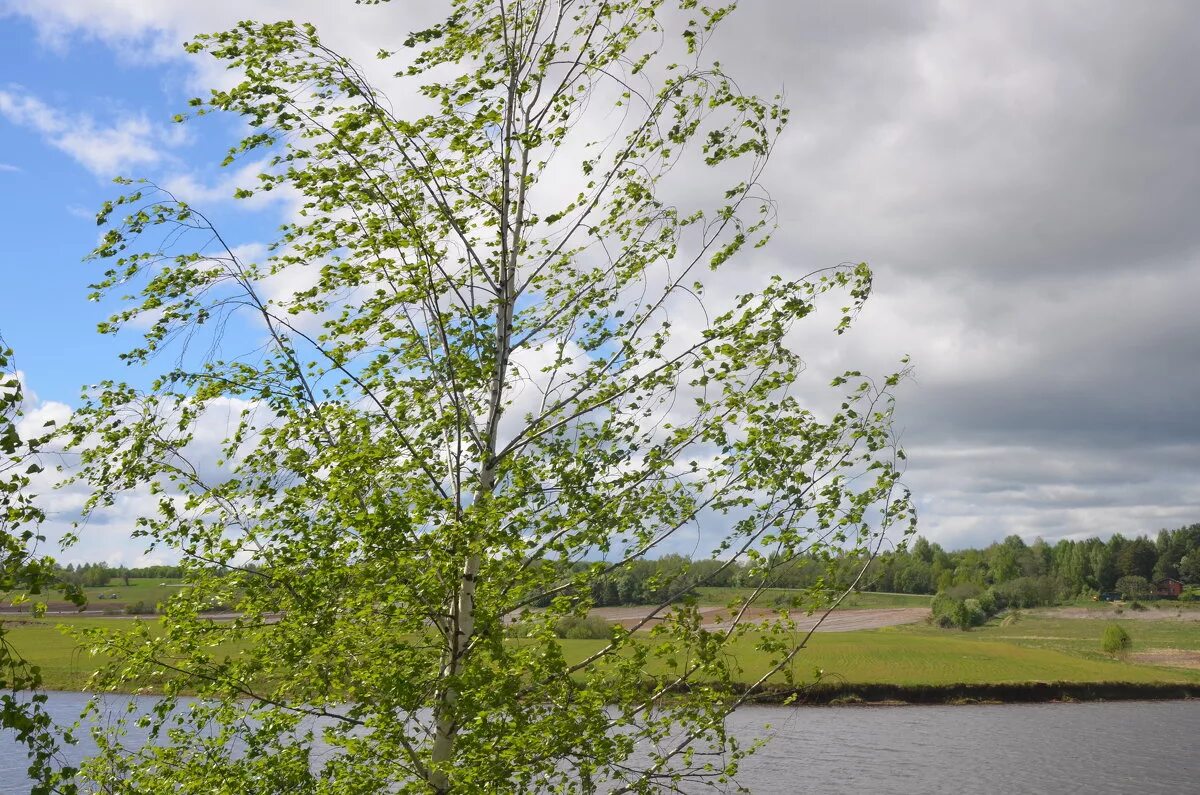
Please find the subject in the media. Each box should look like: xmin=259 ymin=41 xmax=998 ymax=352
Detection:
xmin=590 ymin=606 xmax=930 ymax=632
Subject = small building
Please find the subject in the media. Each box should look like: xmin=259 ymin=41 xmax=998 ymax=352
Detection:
xmin=1154 ymin=578 xmax=1184 ymax=599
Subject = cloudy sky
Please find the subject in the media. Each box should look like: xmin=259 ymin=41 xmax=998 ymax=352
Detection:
xmin=1 ymin=1 xmax=1197 ymax=564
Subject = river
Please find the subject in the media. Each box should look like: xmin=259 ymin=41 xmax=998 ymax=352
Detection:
xmin=3 ymin=693 xmax=1198 ymax=793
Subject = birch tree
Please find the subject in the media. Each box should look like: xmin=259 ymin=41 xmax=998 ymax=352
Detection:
xmin=69 ymin=1 xmax=914 ymax=791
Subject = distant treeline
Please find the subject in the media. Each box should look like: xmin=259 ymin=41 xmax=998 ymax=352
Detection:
xmin=56 ymin=562 xmax=184 ymax=588
xmin=550 ymin=522 xmax=1200 ymax=608
xmin=58 ymin=523 xmax=1200 ymax=610
xmin=865 ymin=522 xmax=1200 ymax=601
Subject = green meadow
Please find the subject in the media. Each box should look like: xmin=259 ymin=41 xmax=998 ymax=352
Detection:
xmin=74 ymin=579 xmax=190 ymax=608
xmin=1 ymin=617 xmax=118 ymax=691
xmin=691 ymin=587 xmax=933 ymax=609
xmin=6 ymin=609 xmax=1199 ymax=694
xmin=553 ymin=615 xmax=1200 ymax=687
xmin=1 ymin=578 xmax=188 ymax=614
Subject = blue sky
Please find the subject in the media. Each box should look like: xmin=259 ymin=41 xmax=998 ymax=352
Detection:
xmin=0 ymin=22 xmax=136 ymax=401
xmin=3 ymin=1 xmax=1200 ymax=564
xmin=0 ymin=14 xmax=280 ymax=403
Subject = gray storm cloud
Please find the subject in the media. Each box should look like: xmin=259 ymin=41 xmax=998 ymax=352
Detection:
xmin=5 ymin=0 xmax=1198 ymax=557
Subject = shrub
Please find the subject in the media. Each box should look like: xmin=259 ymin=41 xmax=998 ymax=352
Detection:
xmin=962 ymin=599 xmax=987 ymax=628
xmin=1130 ymin=601 xmax=1147 ymax=611
xmin=932 ymin=611 xmax=955 ymax=629
xmin=990 ymin=576 xmax=1060 ymax=609
xmin=1101 ymin=624 xmax=1132 ymax=656
xmin=506 ymin=614 xmax=617 ymax=639
xmin=123 ymin=600 xmax=155 ymax=615
xmin=554 ymin=615 xmax=615 ymax=640
xmin=772 ymin=593 xmax=802 ymax=608
xmin=930 ymin=593 xmax=963 ymax=628
xmin=932 ymin=592 xmax=989 ymax=630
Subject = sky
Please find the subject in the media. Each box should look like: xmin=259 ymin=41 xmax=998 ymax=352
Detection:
xmin=1 ymin=1 xmax=1198 ymax=564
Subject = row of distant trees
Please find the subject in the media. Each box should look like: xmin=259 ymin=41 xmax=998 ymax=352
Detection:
xmin=55 ymin=563 xmax=184 ymax=588
xmin=917 ymin=526 xmax=1200 ymax=630
xmin=62 ymin=522 xmax=1200 ymax=608
xmin=596 ymin=522 xmax=1200 ymax=606
xmin=534 ymin=522 xmax=1200 ymax=608
xmin=864 ymin=522 xmax=1200 ymax=599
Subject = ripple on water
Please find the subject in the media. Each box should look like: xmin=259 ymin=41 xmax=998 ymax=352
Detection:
xmin=3 ymin=696 xmax=1199 ymax=794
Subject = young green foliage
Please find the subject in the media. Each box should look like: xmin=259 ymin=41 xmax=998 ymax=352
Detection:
xmin=71 ymin=1 xmax=914 ymax=791
xmin=1101 ymin=623 xmax=1132 ymax=656
xmin=1 ymin=340 xmax=83 ymax=795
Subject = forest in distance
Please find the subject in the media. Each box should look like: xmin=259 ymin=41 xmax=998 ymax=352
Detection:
xmin=53 ymin=521 xmax=1200 ymax=611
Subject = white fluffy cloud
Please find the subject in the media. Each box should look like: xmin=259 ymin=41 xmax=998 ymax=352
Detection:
xmin=160 ymin=157 xmax=299 ymax=211
xmin=15 ymin=376 xmax=261 ymax=566
xmin=0 ymin=88 xmax=177 ymax=177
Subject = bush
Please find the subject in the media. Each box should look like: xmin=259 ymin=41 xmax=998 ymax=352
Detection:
xmin=1130 ymin=601 xmax=1147 ymax=611
xmin=507 ymin=614 xmax=617 ymax=639
xmin=930 ymin=593 xmax=962 ymax=628
xmin=554 ymin=615 xmax=615 ymax=640
xmin=1101 ymin=624 xmax=1132 ymax=656
xmin=932 ymin=592 xmax=988 ymax=630
xmin=962 ymin=599 xmax=987 ymax=628
xmin=123 ymin=600 xmax=156 ymax=615
xmin=990 ymin=576 xmax=1060 ymax=609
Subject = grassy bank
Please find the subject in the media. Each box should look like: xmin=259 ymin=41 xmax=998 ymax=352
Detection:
xmin=5 ymin=610 xmax=1198 ymax=699
xmin=749 ymin=681 xmax=1200 ymax=705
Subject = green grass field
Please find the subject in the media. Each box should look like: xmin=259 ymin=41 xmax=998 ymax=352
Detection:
xmin=78 ymin=579 xmax=191 ymax=612
xmin=836 ymin=591 xmax=935 ymax=609
xmin=691 ymin=588 xmax=934 ymax=609
xmin=2 ymin=578 xmax=188 ymax=613
xmin=555 ymin=614 xmax=1200 ymax=687
xmin=914 ymin=612 xmax=1200 ymax=660
xmin=0 ymin=617 xmax=118 ymax=690
xmin=6 ymin=610 xmax=1198 ymax=693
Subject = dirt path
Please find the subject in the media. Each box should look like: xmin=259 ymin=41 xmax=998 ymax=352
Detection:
xmin=590 ymin=605 xmax=929 ymax=632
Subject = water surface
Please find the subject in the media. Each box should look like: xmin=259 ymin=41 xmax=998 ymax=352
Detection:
xmin=3 ymin=694 xmax=1198 ymax=793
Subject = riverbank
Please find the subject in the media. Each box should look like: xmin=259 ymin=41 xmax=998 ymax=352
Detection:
xmin=748 ymin=681 xmax=1200 ymax=706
